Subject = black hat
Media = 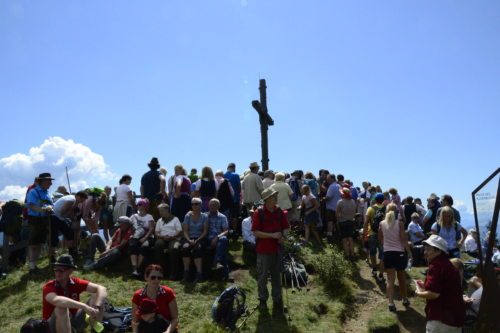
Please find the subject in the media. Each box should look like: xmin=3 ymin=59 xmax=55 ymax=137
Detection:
xmin=38 ymin=172 xmax=55 ymax=180
xmin=53 ymin=254 xmax=77 ymax=269
xmin=148 ymin=157 xmax=160 ymax=169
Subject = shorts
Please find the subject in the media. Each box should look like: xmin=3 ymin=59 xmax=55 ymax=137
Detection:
xmin=326 ymin=209 xmax=337 ymax=223
xmin=383 ymin=251 xmax=407 ymax=270
xmin=50 ymin=216 xmax=75 ymax=246
xmin=28 ymin=216 xmax=49 ymax=245
xmin=368 ymin=234 xmax=384 ymax=259
xmin=338 ymin=220 xmax=354 ymax=239
xmin=48 ymin=308 xmax=86 ymax=333
xmin=304 ymin=210 xmax=319 ymax=225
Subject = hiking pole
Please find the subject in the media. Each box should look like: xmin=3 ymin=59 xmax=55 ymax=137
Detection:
xmin=290 ymin=255 xmax=308 ymax=291
xmin=281 ymin=271 xmax=292 ymax=322
xmin=288 ymin=254 xmax=301 ymax=291
xmin=235 ymin=305 xmax=259 ymax=332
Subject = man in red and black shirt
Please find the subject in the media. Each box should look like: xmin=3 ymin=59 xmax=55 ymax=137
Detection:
xmin=252 ymin=188 xmax=289 ymax=313
xmin=42 ymin=254 xmax=107 ymax=333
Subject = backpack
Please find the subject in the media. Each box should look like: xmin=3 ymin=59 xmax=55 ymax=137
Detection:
xmin=211 ymin=286 xmax=248 ymax=331
xmin=288 ymin=178 xmax=301 ymax=202
xmin=0 ymin=200 xmax=24 ymax=236
xmin=370 ymin=205 xmax=386 ymax=234
xmin=20 ymin=319 xmax=49 ymax=333
xmin=436 ymin=222 xmax=462 ymax=242
xmin=102 ymin=299 xmax=132 ymax=333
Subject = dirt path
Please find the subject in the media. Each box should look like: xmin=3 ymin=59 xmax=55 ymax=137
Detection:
xmin=343 ymin=260 xmax=427 ymax=333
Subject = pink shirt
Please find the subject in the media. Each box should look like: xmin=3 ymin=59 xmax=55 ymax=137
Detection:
xmin=380 ymin=220 xmax=404 ymax=252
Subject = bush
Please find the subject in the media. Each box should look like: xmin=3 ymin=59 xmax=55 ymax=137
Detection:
xmin=312 ymin=245 xmax=353 ymax=293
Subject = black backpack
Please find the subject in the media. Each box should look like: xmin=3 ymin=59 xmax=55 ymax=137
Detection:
xmin=102 ymin=300 xmax=132 ymax=333
xmin=370 ymin=205 xmax=386 ymax=234
xmin=211 ymin=286 xmax=248 ymax=331
xmin=20 ymin=319 xmax=49 ymax=333
xmin=0 ymin=200 xmax=24 ymax=236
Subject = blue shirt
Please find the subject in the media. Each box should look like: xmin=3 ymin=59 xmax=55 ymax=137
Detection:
xmin=26 ymin=185 xmax=53 ymax=217
xmin=325 ymin=183 xmax=341 ymax=211
xmin=431 ymin=222 xmax=463 ymax=250
xmin=408 ymin=221 xmax=425 ymax=244
xmin=207 ymin=212 xmax=229 ymax=240
xmin=224 ymin=171 xmax=241 ymax=203
xmin=182 ymin=212 xmax=208 ymax=239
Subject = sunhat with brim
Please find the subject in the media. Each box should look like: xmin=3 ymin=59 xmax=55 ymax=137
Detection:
xmin=423 ymin=235 xmax=448 ymax=254
xmin=38 ymin=172 xmax=55 ymax=180
xmin=137 ymin=298 xmax=158 ymax=317
xmin=148 ymin=157 xmax=160 ymax=168
xmin=249 ymin=162 xmax=260 ymax=169
xmin=261 ymin=188 xmax=278 ymax=201
xmin=53 ymin=254 xmax=77 ymax=269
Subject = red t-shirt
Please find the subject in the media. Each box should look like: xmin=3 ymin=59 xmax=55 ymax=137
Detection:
xmin=251 ymin=206 xmax=289 ymax=254
xmin=42 ymin=277 xmax=90 ymax=320
xmin=424 ymin=254 xmax=465 ymax=327
xmin=132 ymin=285 xmax=176 ymax=320
xmin=111 ymin=227 xmax=133 ymax=253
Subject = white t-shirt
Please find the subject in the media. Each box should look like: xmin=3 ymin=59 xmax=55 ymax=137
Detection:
xmin=116 ymin=184 xmax=131 ymax=202
xmin=241 ymin=216 xmax=255 ymax=244
xmin=131 ymin=213 xmax=154 ymax=239
xmin=53 ymin=195 xmax=76 ymax=219
xmin=155 ymin=216 xmax=182 ymax=237
xmin=464 ymin=235 xmax=478 ymax=252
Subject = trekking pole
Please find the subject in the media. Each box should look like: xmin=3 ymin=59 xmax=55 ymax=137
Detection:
xmin=281 ymin=271 xmax=292 ymax=322
xmin=290 ymin=256 xmax=302 ymax=291
xmin=292 ymin=258 xmax=309 ymax=292
xmin=235 ymin=304 xmax=259 ymax=332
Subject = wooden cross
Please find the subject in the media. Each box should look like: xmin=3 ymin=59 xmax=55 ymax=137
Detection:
xmin=252 ymin=79 xmax=274 ymax=171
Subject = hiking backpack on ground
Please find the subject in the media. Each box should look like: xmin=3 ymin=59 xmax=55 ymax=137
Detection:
xmin=102 ymin=299 xmax=132 ymax=333
xmin=211 ymin=286 xmax=248 ymax=331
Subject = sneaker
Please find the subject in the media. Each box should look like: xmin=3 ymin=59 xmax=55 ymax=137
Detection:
xmin=83 ymin=263 xmax=95 ymax=271
xmin=131 ymin=270 xmax=140 ymax=277
xmin=388 ymin=304 xmax=396 ymax=312
xmin=215 ymin=262 xmax=224 ymax=270
xmin=402 ymin=298 xmax=410 ymax=307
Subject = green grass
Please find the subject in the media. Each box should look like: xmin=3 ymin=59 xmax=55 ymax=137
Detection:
xmin=0 ymin=240 xmax=354 ymax=333
xmin=367 ymin=310 xmax=399 ymax=333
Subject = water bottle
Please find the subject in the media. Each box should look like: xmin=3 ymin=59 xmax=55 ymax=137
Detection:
xmin=406 ymin=258 xmax=413 ymax=271
xmin=85 ymin=314 xmax=104 ymax=333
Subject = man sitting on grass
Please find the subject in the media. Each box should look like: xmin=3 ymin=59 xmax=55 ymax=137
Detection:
xmin=42 ymin=254 xmax=107 ymax=333
xmin=83 ymin=216 xmax=134 ymax=271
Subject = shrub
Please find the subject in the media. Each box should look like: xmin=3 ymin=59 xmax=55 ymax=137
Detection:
xmin=312 ymin=245 xmax=353 ymax=294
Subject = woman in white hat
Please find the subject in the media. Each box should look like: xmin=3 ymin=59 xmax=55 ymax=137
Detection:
xmin=414 ymin=235 xmax=465 ymax=332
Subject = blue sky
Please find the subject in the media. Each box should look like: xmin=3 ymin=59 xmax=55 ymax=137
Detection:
xmin=1 ymin=0 xmax=499 ymax=226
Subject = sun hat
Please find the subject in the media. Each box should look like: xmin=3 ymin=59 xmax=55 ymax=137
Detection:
xmin=137 ymin=298 xmax=158 ymax=316
xmin=261 ymin=188 xmax=278 ymax=201
xmin=38 ymin=172 xmax=55 ymax=180
xmin=423 ymin=235 xmax=448 ymax=254
xmin=148 ymin=157 xmax=160 ymax=169
xmin=249 ymin=162 xmax=260 ymax=169
xmin=53 ymin=254 xmax=77 ymax=269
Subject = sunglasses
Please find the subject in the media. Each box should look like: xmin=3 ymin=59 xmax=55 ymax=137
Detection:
xmin=149 ymin=275 xmax=163 ymax=280
xmin=54 ymin=268 xmax=68 ymax=273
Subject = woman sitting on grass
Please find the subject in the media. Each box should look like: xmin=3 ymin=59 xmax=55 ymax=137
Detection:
xmin=132 ymin=264 xmax=179 ymax=333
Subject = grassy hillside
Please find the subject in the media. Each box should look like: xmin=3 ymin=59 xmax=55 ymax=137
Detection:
xmin=0 ymin=241 xmax=354 ymax=333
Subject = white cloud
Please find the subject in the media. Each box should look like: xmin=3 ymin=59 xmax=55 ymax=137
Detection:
xmin=0 ymin=137 xmax=116 ymax=201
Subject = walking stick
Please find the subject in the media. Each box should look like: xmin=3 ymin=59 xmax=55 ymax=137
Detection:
xmin=289 ymin=254 xmax=302 ymax=291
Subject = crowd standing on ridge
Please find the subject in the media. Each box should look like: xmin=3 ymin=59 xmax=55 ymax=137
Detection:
xmin=1 ymin=157 xmax=499 ymax=333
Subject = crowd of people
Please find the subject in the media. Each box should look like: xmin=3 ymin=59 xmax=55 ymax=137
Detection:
xmin=1 ymin=157 xmax=498 ymax=333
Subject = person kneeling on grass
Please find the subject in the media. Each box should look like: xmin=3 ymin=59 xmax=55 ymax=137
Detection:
xmin=83 ymin=216 xmax=134 ymax=271
xmin=42 ymin=254 xmax=107 ymax=333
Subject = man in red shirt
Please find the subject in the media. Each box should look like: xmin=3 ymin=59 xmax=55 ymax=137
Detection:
xmin=252 ymin=188 xmax=289 ymax=313
xmin=415 ymin=235 xmax=465 ymax=332
xmin=83 ymin=215 xmax=134 ymax=271
xmin=42 ymin=254 xmax=107 ymax=333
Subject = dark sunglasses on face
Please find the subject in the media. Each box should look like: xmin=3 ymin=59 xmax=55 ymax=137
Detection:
xmin=149 ymin=275 xmax=162 ymax=280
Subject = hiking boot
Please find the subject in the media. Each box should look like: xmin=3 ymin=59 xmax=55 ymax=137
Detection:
xmin=182 ymin=271 xmax=190 ymax=282
xmin=193 ymin=272 xmax=203 ymax=284
xmin=131 ymin=270 xmax=140 ymax=278
xmin=402 ymin=298 xmax=410 ymax=307
xmin=388 ymin=304 xmax=396 ymax=312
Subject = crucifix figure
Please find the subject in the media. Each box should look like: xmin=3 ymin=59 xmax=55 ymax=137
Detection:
xmin=252 ymin=79 xmax=274 ymax=171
